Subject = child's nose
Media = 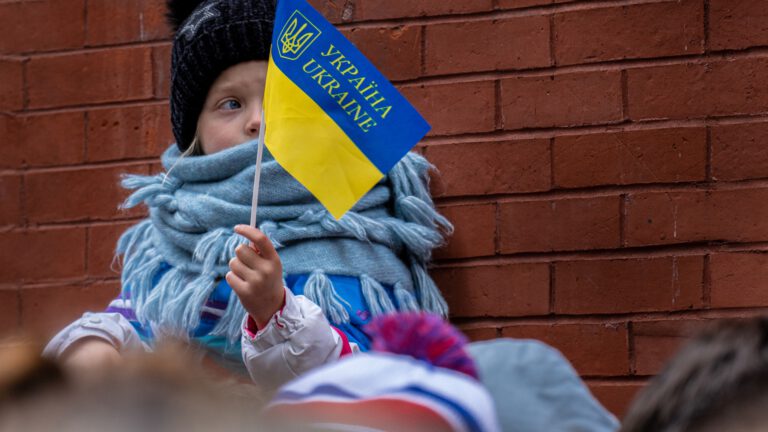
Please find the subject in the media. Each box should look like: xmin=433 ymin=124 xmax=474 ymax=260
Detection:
xmin=246 ymin=110 xmax=262 ymax=136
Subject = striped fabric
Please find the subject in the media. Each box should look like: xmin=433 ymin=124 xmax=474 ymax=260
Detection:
xmin=266 ymin=353 xmax=500 ymax=432
xmin=105 ymin=262 xmax=233 ymax=342
xmin=103 ymin=263 xmax=384 ymax=359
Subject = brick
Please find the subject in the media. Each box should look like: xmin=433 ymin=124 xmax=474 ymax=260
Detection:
xmin=498 ymin=0 xmax=552 ymax=9
xmin=0 ymin=175 xmax=21 ymax=227
xmin=499 ymin=195 xmax=621 ymax=253
xmin=0 ymin=286 xmax=19 ymax=334
xmin=501 ymin=322 xmax=629 ymax=376
xmin=305 ymin=0 xmax=351 ymax=24
xmin=627 ymin=57 xmax=768 ymax=121
xmin=149 ymin=161 xmax=164 ymax=175
xmin=425 ymin=139 xmax=551 ymax=197
xmin=139 ymin=0 xmax=173 ymax=41
xmin=434 ymin=204 xmax=496 ymax=260
xmin=632 ymin=319 xmax=714 ymax=376
xmin=0 ymin=228 xmax=87 ymax=283
xmin=0 ymin=115 xmax=21 ymax=168
xmin=712 ymin=121 xmax=768 ymax=181
xmin=501 ymin=71 xmax=623 ymax=130
xmin=25 ymin=164 xmax=147 ymax=224
xmin=626 ymin=188 xmax=768 ymax=246
xmin=554 ymin=127 xmax=707 ymax=188
xmin=432 ymin=263 xmax=550 ymax=318
xmin=555 ymin=0 xmax=704 ymax=66
xmin=88 ymin=221 xmax=135 ymax=278
xmin=710 ymin=0 xmax=768 ymax=50
xmin=0 ymin=0 xmax=85 ymax=54
xmin=711 ymin=252 xmax=768 ymax=308
xmin=554 ymin=256 xmax=703 ymax=314
xmin=343 ymin=26 xmax=421 ymax=81
xmin=86 ymin=104 xmax=172 ymax=162
xmin=86 ymin=0 xmax=141 ymax=46
xmin=425 ymin=15 xmax=550 ymax=75
xmin=7 ymin=112 xmax=85 ymax=167
xmin=587 ymin=381 xmax=645 ymax=418
xmin=27 ymin=47 xmax=154 ymax=109
xmin=152 ymin=44 xmax=172 ymax=99
xmin=0 ymin=58 xmax=23 ymax=111
xmin=354 ymin=0 xmax=493 ymax=21
xmin=458 ymin=326 xmax=498 ymax=342
xmin=400 ymin=81 xmax=495 ymax=136
xmin=20 ymin=281 xmax=119 ymax=339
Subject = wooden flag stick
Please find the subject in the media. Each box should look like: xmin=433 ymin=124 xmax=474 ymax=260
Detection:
xmin=249 ymin=105 xmax=266 ymax=228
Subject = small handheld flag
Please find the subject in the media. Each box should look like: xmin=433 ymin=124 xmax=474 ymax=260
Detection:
xmin=262 ymin=0 xmax=431 ymax=219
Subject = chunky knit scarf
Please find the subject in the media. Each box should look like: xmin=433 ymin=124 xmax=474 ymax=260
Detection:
xmin=117 ymin=140 xmax=452 ymax=344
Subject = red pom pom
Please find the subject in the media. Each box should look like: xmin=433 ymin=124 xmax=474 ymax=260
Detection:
xmin=365 ymin=313 xmax=478 ymax=378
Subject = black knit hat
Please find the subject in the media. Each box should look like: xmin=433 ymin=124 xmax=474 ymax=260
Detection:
xmin=166 ymin=0 xmax=276 ymax=151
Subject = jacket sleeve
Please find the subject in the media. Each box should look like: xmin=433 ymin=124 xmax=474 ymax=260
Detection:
xmin=43 ymin=312 xmax=149 ymax=359
xmin=241 ymin=288 xmax=351 ymax=391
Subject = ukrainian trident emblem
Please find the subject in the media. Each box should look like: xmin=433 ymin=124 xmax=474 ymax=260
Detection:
xmin=278 ymin=10 xmax=321 ymax=60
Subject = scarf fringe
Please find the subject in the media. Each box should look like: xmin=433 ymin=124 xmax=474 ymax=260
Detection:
xmin=394 ymin=282 xmax=420 ymax=312
xmin=304 ymin=271 xmax=351 ymax=325
xmin=360 ymin=274 xmax=397 ymax=317
xmin=410 ymin=258 xmax=449 ymax=318
xmin=121 ymin=174 xmax=180 ymax=210
xmin=210 ymin=290 xmax=248 ymax=344
xmin=194 ymin=228 xmax=232 ymax=274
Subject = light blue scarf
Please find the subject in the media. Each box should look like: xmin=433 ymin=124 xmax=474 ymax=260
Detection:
xmin=117 ymin=140 xmax=452 ymax=344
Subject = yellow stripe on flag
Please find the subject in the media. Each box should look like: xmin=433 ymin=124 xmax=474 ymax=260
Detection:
xmin=264 ymin=56 xmax=384 ymax=219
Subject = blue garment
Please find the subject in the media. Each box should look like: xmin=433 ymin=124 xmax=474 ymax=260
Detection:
xmin=107 ymin=263 xmax=394 ymax=362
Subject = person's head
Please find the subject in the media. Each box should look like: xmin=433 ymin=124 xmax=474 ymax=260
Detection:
xmin=265 ymin=313 xmax=499 ymax=432
xmin=166 ymin=0 xmax=275 ymax=155
xmin=196 ymin=60 xmax=267 ymax=155
xmin=0 ymin=340 xmax=267 ymax=432
xmin=621 ymin=317 xmax=768 ymax=432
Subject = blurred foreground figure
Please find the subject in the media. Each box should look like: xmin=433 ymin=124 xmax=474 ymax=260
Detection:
xmin=265 ymin=313 xmax=501 ymax=432
xmin=621 ymin=317 xmax=768 ymax=432
xmin=0 ymin=340 xmax=265 ymax=432
xmin=265 ymin=313 xmax=619 ymax=432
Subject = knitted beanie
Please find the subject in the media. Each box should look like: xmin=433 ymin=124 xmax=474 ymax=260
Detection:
xmin=166 ymin=0 xmax=276 ymax=151
xmin=265 ymin=314 xmax=496 ymax=431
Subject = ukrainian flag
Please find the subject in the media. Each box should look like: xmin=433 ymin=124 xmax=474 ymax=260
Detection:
xmin=263 ymin=0 xmax=430 ymax=219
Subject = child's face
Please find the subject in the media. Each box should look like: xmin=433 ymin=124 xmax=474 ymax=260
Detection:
xmin=197 ymin=61 xmax=268 ymax=155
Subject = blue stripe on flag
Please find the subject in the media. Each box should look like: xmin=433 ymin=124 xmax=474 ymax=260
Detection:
xmin=270 ymin=0 xmax=430 ymax=174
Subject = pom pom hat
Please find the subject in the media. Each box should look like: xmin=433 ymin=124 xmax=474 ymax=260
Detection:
xmin=266 ymin=313 xmax=499 ymax=432
xmin=166 ymin=0 xmax=276 ymax=151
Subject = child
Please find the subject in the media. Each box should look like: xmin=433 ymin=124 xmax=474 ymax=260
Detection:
xmin=44 ymin=0 xmax=451 ymax=390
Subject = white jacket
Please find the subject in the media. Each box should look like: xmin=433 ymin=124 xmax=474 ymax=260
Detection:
xmin=44 ymin=288 xmax=353 ymax=391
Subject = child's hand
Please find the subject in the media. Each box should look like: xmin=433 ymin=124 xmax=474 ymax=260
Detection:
xmin=227 ymin=225 xmax=284 ymax=329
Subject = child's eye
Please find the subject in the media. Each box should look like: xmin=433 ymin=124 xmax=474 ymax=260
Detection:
xmin=220 ymin=99 xmax=241 ymax=110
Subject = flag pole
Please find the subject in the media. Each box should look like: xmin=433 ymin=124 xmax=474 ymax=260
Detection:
xmin=249 ymin=105 xmax=266 ymax=228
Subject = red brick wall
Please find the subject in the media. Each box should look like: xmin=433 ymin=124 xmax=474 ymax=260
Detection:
xmin=2 ymin=0 xmax=768 ymax=418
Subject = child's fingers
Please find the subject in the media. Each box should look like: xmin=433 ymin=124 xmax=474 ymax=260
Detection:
xmin=229 ymin=256 xmax=265 ymax=285
xmin=234 ymin=243 xmax=265 ymax=269
xmin=234 ymin=225 xmax=279 ymax=261
xmin=225 ymin=271 xmax=249 ymax=296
